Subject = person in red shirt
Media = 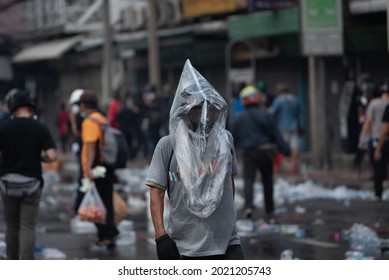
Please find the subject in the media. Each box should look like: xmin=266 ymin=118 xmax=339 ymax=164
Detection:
xmin=107 ymin=93 xmax=120 ymax=129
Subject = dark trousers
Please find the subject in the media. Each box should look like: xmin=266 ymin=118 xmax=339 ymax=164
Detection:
xmin=180 ymin=244 xmax=244 ymax=260
xmin=94 ymin=167 xmax=119 ymax=241
xmin=1 ymin=189 xmax=42 ymax=259
xmin=73 ymin=152 xmax=84 ymax=214
xmin=369 ymin=141 xmax=388 ymax=199
xmin=243 ymin=149 xmax=274 ymax=214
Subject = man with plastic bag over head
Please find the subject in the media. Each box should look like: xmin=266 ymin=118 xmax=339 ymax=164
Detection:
xmin=145 ymin=60 xmax=243 ymax=260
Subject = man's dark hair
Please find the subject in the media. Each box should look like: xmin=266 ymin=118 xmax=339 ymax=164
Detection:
xmin=79 ymin=90 xmax=98 ymax=109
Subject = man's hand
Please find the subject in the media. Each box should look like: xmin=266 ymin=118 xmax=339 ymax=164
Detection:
xmin=374 ymin=149 xmax=381 ymax=162
xmin=155 ymin=234 xmax=180 ymax=260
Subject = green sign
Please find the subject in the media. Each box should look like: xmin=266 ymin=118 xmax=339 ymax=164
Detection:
xmin=304 ymin=0 xmax=340 ymax=30
xmin=301 ymin=0 xmax=343 ymax=55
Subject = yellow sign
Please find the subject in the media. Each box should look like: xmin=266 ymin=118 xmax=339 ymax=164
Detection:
xmin=183 ymin=0 xmax=246 ymax=19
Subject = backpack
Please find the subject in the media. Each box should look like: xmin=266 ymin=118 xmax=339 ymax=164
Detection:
xmin=87 ymin=115 xmax=129 ymax=169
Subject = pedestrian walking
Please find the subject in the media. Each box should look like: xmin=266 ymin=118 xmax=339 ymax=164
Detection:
xmin=56 ymin=102 xmax=69 ymax=153
xmin=232 ymin=85 xmax=290 ymax=219
xmin=145 ymin=60 xmax=244 ymax=260
xmin=68 ymin=89 xmax=86 ymax=213
xmin=79 ymin=90 xmax=119 ymax=250
xmin=269 ymin=83 xmax=301 ymax=173
xmin=143 ymin=84 xmax=163 ymax=156
xmin=0 ymin=89 xmax=57 ymax=259
xmin=116 ymin=97 xmax=135 ymax=160
xmin=359 ymin=79 xmax=389 ymax=201
xmin=353 ymin=74 xmax=375 ymax=170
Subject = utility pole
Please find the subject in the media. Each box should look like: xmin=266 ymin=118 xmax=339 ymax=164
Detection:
xmin=147 ymin=0 xmax=161 ymax=94
xmin=102 ymin=0 xmax=112 ymax=106
xmin=308 ymin=56 xmax=320 ymax=167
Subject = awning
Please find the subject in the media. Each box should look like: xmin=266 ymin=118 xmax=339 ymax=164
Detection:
xmin=74 ymin=37 xmax=103 ymax=52
xmin=116 ymin=22 xmax=227 ymax=51
xmin=12 ymin=36 xmax=83 ymax=63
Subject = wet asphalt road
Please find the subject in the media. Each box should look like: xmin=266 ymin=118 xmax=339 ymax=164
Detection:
xmin=0 ymin=158 xmax=389 ymax=260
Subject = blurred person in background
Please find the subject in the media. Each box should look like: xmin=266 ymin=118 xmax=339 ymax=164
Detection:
xmin=116 ymin=96 xmax=136 ymax=161
xmin=339 ymin=73 xmax=374 ymax=168
xmin=0 ymin=89 xmax=57 ymax=259
xmin=68 ymin=89 xmax=86 ymax=213
xmin=269 ymin=83 xmax=301 ymax=174
xmin=143 ymin=84 xmax=163 ymax=157
xmin=79 ymin=90 xmax=119 ymax=250
xmin=56 ymin=102 xmax=69 ymax=153
xmin=359 ymin=79 xmax=389 ymax=201
xmin=160 ymin=83 xmax=174 ymax=136
xmin=231 ymin=82 xmax=246 ymax=120
xmin=107 ymin=92 xmax=121 ymax=129
xmin=353 ymin=74 xmax=376 ymax=170
xmin=232 ymin=85 xmax=290 ymax=220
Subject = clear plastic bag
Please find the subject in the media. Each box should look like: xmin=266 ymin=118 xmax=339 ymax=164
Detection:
xmin=77 ymin=182 xmax=106 ymax=223
xmin=168 ymin=59 xmax=231 ymax=218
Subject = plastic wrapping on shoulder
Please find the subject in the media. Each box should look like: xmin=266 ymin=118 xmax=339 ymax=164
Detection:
xmin=169 ymin=59 xmax=231 ymax=219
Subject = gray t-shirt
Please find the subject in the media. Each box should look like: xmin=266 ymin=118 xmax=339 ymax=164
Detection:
xmin=366 ymin=98 xmax=389 ymax=139
xmin=145 ymin=132 xmax=240 ymax=257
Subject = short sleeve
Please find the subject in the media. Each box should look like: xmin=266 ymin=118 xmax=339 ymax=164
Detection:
xmin=383 ymin=105 xmax=389 ymax=122
xmin=41 ymin=125 xmax=56 ymax=150
xmin=145 ymin=136 xmax=172 ymax=190
xmin=82 ymin=118 xmax=100 ymax=143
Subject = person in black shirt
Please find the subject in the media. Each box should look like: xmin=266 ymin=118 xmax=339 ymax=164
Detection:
xmin=0 ymin=90 xmax=57 ymax=259
xmin=232 ymin=85 xmax=290 ymax=220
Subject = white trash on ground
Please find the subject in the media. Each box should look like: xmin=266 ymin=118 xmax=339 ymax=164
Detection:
xmin=348 ymin=223 xmax=381 ymax=258
xmin=234 ymin=177 xmax=379 ymax=211
xmin=41 ymin=248 xmax=67 ymax=259
xmin=70 ymin=216 xmax=96 ymax=234
xmin=280 ymin=249 xmax=294 ymax=260
xmin=116 ymin=220 xmax=137 ymax=246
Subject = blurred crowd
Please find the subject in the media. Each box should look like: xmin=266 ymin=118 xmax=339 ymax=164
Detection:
xmin=2 ymin=69 xmax=389 ymax=259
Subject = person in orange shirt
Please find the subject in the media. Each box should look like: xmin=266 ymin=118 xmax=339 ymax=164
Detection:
xmin=79 ymin=90 xmax=119 ymax=250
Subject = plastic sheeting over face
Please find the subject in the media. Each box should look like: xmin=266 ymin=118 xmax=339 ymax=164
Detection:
xmin=169 ymin=59 xmax=230 ymax=219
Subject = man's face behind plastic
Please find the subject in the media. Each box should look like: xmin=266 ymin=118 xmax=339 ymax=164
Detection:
xmin=184 ymin=103 xmax=220 ymax=135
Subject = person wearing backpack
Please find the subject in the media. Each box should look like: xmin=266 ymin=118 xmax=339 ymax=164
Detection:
xmin=79 ymin=90 xmax=119 ymax=250
xmin=0 ymin=89 xmax=57 ymax=259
